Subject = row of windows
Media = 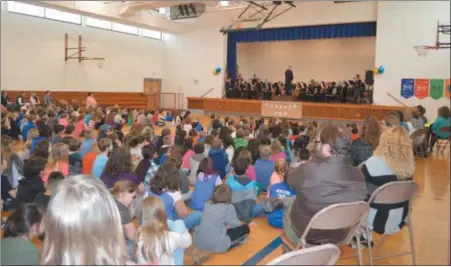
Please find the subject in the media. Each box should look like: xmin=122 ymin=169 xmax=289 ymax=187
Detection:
xmin=2 ymin=1 xmax=163 ymax=40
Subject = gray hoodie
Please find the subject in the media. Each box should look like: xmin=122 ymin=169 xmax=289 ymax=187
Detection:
xmin=188 ymin=153 xmax=206 ymax=185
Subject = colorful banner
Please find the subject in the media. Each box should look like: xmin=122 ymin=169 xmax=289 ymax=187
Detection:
xmin=445 ymin=79 xmax=450 ymax=99
xmin=261 ymin=101 xmax=302 ymax=119
xmin=400 ymin=79 xmax=415 ymax=99
xmin=414 ymin=79 xmax=430 ymax=99
xmin=429 ymin=79 xmax=445 ymax=100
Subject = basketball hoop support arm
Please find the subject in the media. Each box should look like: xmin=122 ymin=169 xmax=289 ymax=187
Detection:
xmin=220 ymin=1 xmax=296 ymax=34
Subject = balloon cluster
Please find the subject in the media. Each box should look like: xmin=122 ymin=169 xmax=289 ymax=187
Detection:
xmin=373 ymin=66 xmax=385 ymax=75
xmin=213 ymin=67 xmax=222 ymax=76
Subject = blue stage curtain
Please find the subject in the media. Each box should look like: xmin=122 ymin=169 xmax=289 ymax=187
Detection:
xmin=227 ymin=21 xmax=377 ymax=81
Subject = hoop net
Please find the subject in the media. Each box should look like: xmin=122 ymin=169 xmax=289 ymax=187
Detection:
xmin=414 ymin=45 xmax=436 ymax=57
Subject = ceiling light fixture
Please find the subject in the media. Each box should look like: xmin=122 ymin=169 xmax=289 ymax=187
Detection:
xmin=220 ymin=1 xmax=229 ymax=7
xmin=159 ymin=7 xmax=167 ymax=14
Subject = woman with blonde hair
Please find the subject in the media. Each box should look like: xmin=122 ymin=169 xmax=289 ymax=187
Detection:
xmin=135 ymin=196 xmax=192 ymax=265
xmin=269 ymin=139 xmax=286 ymax=162
xmin=360 ymin=126 xmax=415 ymax=235
xmin=349 ymin=116 xmax=381 ymax=166
xmin=40 ymin=175 xmax=131 ymax=265
xmin=41 ymin=143 xmax=70 ymax=183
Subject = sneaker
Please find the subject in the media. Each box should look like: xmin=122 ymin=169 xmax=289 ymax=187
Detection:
xmin=261 ymin=198 xmax=284 ymax=213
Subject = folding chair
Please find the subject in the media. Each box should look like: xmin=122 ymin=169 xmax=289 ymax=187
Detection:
xmin=434 ymin=126 xmax=451 ymax=155
xmin=366 ymin=181 xmax=419 ymax=265
xmin=410 ymin=128 xmax=429 ymax=158
xmin=281 ymin=201 xmax=370 ymax=265
xmin=266 ymin=244 xmax=341 ymax=266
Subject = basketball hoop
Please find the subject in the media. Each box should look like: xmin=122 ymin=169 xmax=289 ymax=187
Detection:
xmin=414 ymin=45 xmax=437 ymax=57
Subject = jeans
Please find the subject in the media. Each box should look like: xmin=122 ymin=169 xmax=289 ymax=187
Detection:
xmin=126 ymin=238 xmax=136 ymax=261
xmin=252 ymin=204 xmax=265 ymax=218
xmin=168 ymin=220 xmax=188 ymax=265
xmin=283 ymin=200 xmax=300 ymax=245
xmin=177 ymin=210 xmax=202 ymax=230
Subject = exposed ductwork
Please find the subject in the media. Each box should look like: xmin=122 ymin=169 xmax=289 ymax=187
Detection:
xmin=118 ymin=1 xmax=191 ymax=17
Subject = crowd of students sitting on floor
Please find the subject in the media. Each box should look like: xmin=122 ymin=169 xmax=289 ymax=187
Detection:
xmin=0 ymin=96 xmax=450 ymax=265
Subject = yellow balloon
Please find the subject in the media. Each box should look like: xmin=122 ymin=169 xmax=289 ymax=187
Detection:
xmin=213 ymin=70 xmax=217 ymax=75
xmin=373 ymin=67 xmax=379 ymax=74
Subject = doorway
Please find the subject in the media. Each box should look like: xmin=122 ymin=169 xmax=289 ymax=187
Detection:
xmin=143 ymin=78 xmax=161 ymax=110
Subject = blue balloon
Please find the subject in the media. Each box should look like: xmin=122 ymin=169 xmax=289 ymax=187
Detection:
xmin=216 ymin=67 xmax=222 ymax=73
xmin=378 ymin=66 xmax=385 ymax=74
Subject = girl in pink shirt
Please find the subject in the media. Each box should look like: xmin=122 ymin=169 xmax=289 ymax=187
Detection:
xmin=42 ymin=143 xmax=70 ymax=183
xmin=234 ymin=148 xmax=257 ymax=181
xmin=58 ymin=113 xmax=70 ymax=128
xmin=269 ymin=140 xmax=287 ymax=162
xmin=182 ymin=138 xmax=195 ymax=170
xmin=74 ymin=114 xmax=87 ymax=137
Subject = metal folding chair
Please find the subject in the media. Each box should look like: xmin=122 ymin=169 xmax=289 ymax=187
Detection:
xmin=366 ymin=181 xmax=419 ymax=265
xmin=266 ymin=244 xmax=341 ymax=266
xmin=282 ymin=201 xmax=370 ymax=265
xmin=435 ymin=126 xmax=451 ymax=155
xmin=410 ymin=128 xmax=429 ymax=158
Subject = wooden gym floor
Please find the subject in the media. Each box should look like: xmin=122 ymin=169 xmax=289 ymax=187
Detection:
xmin=2 ymin=115 xmax=449 ymax=265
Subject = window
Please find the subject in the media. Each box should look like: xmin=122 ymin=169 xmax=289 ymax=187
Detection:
xmin=45 ymin=8 xmax=81 ymax=24
xmin=86 ymin=16 xmax=112 ymax=30
xmin=112 ymin=22 xmax=139 ymax=35
xmin=141 ymin=28 xmax=162 ymax=40
xmin=7 ymin=1 xmax=45 ymax=17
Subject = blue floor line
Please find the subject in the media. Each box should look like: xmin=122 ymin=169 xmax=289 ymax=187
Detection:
xmin=243 ymin=236 xmax=283 ymax=266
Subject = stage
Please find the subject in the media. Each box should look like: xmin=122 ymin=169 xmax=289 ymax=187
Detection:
xmin=187 ymin=97 xmax=404 ymax=121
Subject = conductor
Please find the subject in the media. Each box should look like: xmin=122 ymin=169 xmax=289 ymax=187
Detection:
xmin=285 ymin=65 xmax=294 ymax=95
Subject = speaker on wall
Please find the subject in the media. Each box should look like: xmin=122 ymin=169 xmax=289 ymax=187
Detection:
xmin=365 ymin=70 xmax=374 ymax=86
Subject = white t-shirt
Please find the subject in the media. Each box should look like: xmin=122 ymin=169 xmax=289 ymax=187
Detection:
xmin=135 ymin=221 xmax=192 ymax=265
xmin=183 ymin=124 xmax=192 ymax=132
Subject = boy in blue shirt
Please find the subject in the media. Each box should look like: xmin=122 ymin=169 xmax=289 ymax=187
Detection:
xmin=208 ymin=138 xmax=229 ymax=179
xmin=254 ymin=145 xmax=275 ymax=191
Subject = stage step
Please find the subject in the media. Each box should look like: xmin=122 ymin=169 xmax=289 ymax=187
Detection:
xmin=273 ymin=96 xmax=295 ymax=102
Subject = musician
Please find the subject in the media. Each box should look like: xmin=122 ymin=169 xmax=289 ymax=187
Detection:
xmin=285 ymin=65 xmax=294 ymax=95
xmin=225 ymin=78 xmax=234 ymax=98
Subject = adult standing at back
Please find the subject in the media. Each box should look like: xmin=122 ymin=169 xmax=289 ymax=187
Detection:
xmin=44 ymin=90 xmax=52 ymax=107
xmin=86 ymin=92 xmax=98 ymax=109
xmin=284 ymin=65 xmax=294 ymax=96
xmin=283 ymin=123 xmax=367 ymax=245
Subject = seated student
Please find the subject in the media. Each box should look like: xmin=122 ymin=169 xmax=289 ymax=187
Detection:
xmin=189 ymin=129 xmax=199 ymax=144
xmin=147 ymin=160 xmax=202 ymax=230
xmin=194 ymin=184 xmax=250 ymax=253
xmin=182 ymin=138 xmax=195 ymax=170
xmin=129 ymin=135 xmax=146 ymax=171
xmin=68 ymin=138 xmax=83 ymax=175
xmin=1 ymin=135 xmax=24 ymax=189
xmin=208 ymin=138 xmax=229 ymax=179
xmin=22 ymin=115 xmax=37 ymax=142
xmin=1 ymin=157 xmax=17 ymax=211
xmin=101 ymin=147 xmax=145 ymax=194
xmin=136 ymin=196 xmax=192 ymax=265
xmin=349 ymin=116 xmax=380 ymax=167
xmin=92 ymin=138 xmax=113 ymax=179
xmin=157 ymin=135 xmax=172 ymax=165
xmin=58 ymin=112 xmax=70 ymax=128
xmin=189 ymin=142 xmax=206 ymax=186
xmin=197 ymin=132 xmax=207 ymax=143
xmin=254 ymin=145 xmax=275 ymax=191
xmin=411 ymin=108 xmax=425 ymax=130
xmin=416 ymin=105 xmax=428 ymax=125
xmin=41 ymin=143 xmax=70 ymax=183
xmin=223 ymin=135 xmax=235 ymax=163
xmin=277 ymin=135 xmax=291 ymax=163
xmin=183 ymin=117 xmax=193 ymax=132
xmin=1 ymin=203 xmax=44 ymax=266
xmin=33 ymin=171 xmax=65 ymax=208
xmin=238 ymin=149 xmax=257 ymax=181
xmin=226 ymin=157 xmax=261 ymax=222
xmin=194 ymin=117 xmax=204 ymax=133
xmin=266 ymin=162 xmax=295 ymax=229
xmin=15 ymin=157 xmax=47 ymax=205
xmin=269 ymin=159 xmax=288 ymax=189
xmin=191 ymin=158 xmax=222 ymax=211
xmin=155 ymin=128 xmax=171 ymax=151
xmin=269 ymin=139 xmax=287 ymax=162
xmin=79 ymin=130 xmax=96 ymax=159
xmin=82 ymin=139 xmax=98 ymax=175
xmin=64 ymin=124 xmax=76 ymax=138
xmin=234 ymin=129 xmax=248 ymax=149
xmin=351 ymin=127 xmax=359 ymax=141
xmin=290 ymin=136 xmax=310 ymax=168
xmin=51 ymin=124 xmax=65 ymax=145
xmin=97 ymin=124 xmax=112 ymax=141
xmin=127 ymin=110 xmax=136 ymax=127
xmin=361 ymin=126 xmax=415 ymax=235
xmin=429 ymin=106 xmax=451 ymax=150
xmin=112 ymin=180 xmax=139 ymax=257
xmin=203 ymin=135 xmax=214 ymax=157
xmin=36 ymin=111 xmax=51 ymax=138
xmin=135 ymin=145 xmax=159 ymax=191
